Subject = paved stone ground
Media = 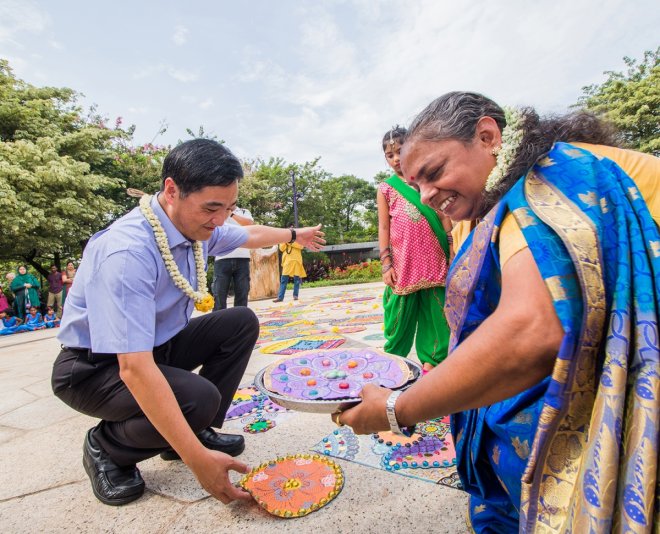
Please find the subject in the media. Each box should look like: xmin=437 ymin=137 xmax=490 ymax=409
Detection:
xmin=0 ymin=282 xmax=468 ymax=533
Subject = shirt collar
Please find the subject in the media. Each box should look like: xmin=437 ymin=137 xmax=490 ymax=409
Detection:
xmin=151 ymin=193 xmax=191 ymax=248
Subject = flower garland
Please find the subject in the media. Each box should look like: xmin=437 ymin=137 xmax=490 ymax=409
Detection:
xmin=139 ymin=194 xmax=214 ymax=312
xmin=484 ymin=107 xmax=525 ymax=192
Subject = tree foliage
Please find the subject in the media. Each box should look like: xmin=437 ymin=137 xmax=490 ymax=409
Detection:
xmin=0 ymin=57 xmax=384 ymax=276
xmin=0 ymin=60 xmax=171 ymax=274
xmin=239 ymin=158 xmax=376 ymax=244
xmin=577 ymin=48 xmax=659 ymax=155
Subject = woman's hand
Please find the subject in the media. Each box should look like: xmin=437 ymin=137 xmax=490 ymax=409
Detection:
xmin=381 ymin=264 xmax=397 ymax=287
xmin=24 ymin=283 xmax=31 ymax=288
xmin=335 ymin=384 xmax=392 ymax=435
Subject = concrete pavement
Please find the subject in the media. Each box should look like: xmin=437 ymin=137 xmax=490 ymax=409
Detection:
xmin=0 ymin=282 xmax=468 ymax=533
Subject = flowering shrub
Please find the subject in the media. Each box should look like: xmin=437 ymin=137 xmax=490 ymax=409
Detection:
xmin=327 ymin=259 xmax=381 ymax=281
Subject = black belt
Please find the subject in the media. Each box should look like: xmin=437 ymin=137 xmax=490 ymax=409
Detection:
xmin=62 ymin=341 xmax=172 ymax=362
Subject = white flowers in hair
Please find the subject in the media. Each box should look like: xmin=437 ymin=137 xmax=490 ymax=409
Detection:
xmin=139 ymin=194 xmax=214 ymax=312
xmin=484 ymin=107 xmax=525 ymax=193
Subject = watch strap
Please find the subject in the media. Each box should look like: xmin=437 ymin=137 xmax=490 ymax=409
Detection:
xmin=385 ymin=390 xmax=413 ymax=436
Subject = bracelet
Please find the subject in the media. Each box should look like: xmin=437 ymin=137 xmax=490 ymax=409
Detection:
xmin=288 ymin=228 xmax=297 ymax=244
xmin=379 ymin=247 xmax=391 ymax=259
xmin=381 ymin=263 xmax=392 ymax=274
xmin=380 ymin=253 xmax=392 ymax=262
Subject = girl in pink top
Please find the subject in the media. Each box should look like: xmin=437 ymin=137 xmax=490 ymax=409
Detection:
xmin=377 ymin=126 xmax=452 ymax=369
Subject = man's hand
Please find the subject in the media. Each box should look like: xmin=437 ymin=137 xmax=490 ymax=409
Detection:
xmin=189 ymin=449 xmax=252 ymax=504
xmin=335 ymin=384 xmax=392 ymax=435
xmin=295 ymin=224 xmax=326 ymax=251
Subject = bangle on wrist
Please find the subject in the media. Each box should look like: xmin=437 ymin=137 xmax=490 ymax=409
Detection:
xmin=288 ymin=228 xmax=297 ymax=244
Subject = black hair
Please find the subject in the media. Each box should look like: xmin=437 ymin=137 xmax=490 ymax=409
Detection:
xmin=161 ymin=139 xmax=244 ymax=197
xmin=382 ymin=126 xmax=407 ymax=151
xmin=405 ymin=91 xmax=621 ymax=214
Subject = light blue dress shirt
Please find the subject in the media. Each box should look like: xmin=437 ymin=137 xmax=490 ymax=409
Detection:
xmin=58 ymin=195 xmax=248 ymax=353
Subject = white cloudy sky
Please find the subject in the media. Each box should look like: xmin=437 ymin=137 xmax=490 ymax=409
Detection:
xmin=1 ymin=0 xmax=658 ymax=181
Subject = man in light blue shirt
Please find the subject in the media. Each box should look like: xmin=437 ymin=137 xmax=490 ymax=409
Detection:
xmin=52 ymin=139 xmax=325 ymax=506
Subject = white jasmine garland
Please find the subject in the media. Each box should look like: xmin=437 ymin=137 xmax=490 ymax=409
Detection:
xmin=484 ymin=107 xmax=525 ymax=192
xmin=139 ymin=194 xmax=214 ymax=312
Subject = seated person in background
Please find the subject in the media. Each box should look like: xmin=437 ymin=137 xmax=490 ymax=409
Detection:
xmin=44 ymin=306 xmax=60 ymax=328
xmin=0 ymin=308 xmax=29 ymax=335
xmin=24 ymin=305 xmax=46 ymax=331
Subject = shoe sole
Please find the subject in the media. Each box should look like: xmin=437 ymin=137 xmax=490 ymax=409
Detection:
xmin=160 ymin=440 xmax=246 ymax=461
xmin=90 ymin=484 xmax=144 ymax=506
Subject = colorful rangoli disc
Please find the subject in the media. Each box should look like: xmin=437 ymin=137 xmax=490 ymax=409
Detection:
xmin=330 ymin=325 xmax=367 ymax=334
xmin=259 ymin=327 xmax=328 ymax=343
xmin=240 ymin=454 xmax=344 ymax=518
xmin=260 ymin=335 xmax=345 ymax=355
xmin=319 ymin=427 xmax=360 ymax=461
xmin=330 ymin=314 xmax=383 ymax=326
xmin=263 ymin=348 xmax=411 ymax=401
xmin=243 ymin=419 xmax=276 ymax=434
xmin=261 ymin=319 xmax=315 ymax=328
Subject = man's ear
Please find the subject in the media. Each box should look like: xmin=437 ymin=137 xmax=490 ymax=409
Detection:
xmin=161 ymin=177 xmax=179 ymax=205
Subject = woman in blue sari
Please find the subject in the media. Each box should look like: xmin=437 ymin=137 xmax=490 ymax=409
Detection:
xmin=338 ymin=92 xmax=659 ymax=532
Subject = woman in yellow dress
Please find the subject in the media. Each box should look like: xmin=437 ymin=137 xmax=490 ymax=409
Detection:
xmin=273 ymin=240 xmax=306 ymax=302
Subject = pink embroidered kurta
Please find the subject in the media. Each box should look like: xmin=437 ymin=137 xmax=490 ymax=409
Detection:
xmin=379 ymin=181 xmax=449 ymax=295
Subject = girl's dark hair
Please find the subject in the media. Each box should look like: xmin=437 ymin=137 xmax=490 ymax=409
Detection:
xmin=382 ymin=125 xmax=407 ymax=151
xmin=405 ymin=91 xmax=621 ymax=211
xmin=161 ymin=139 xmax=244 ymax=198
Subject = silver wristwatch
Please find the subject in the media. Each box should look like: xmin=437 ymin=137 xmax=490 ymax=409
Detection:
xmin=385 ymin=390 xmax=412 ymax=436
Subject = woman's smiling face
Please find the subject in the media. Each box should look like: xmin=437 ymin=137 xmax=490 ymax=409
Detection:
xmin=400 ymin=118 xmax=500 ymax=221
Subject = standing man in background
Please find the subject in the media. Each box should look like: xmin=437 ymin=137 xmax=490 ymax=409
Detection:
xmin=212 ymin=207 xmax=254 ymax=310
xmin=46 ymin=264 xmax=64 ymax=317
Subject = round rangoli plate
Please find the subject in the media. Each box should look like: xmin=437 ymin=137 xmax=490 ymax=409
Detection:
xmin=240 ymin=454 xmax=343 ymax=518
xmin=255 ymin=348 xmax=421 ymax=413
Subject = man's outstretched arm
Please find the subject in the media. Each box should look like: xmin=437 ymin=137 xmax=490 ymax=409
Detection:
xmin=242 ymin=224 xmax=325 ymax=251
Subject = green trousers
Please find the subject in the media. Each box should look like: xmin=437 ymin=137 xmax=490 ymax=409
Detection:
xmin=382 ymin=285 xmax=450 ymax=366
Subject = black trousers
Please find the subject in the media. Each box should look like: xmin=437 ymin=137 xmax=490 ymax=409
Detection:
xmin=51 ymin=308 xmax=259 ymax=466
xmin=213 ymin=258 xmax=251 ymax=310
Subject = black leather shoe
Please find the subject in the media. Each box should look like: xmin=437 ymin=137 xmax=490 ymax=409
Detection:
xmin=83 ymin=428 xmax=145 ymax=506
xmin=160 ymin=427 xmax=245 ymax=461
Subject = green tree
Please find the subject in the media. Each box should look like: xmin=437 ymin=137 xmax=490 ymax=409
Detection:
xmin=576 ymin=48 xmax=659 ymax=155
xmin=373 ymin=170 xmax=391 ymax=183
xmin=239 ymin=158 xmax=376 ymax=244
xmin=0 ymin=59 xmax=173 ymax=274
xmin=318 ymin=175 xmax=376 ymax=243
xmin=0 ymin=59 xmax=125 ymax=274
xmin=239 ymin=157 xmax=331 ymax=229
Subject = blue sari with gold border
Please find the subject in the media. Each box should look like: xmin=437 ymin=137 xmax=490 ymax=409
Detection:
xmin=446 ymin=143 xmax=659 ymax=533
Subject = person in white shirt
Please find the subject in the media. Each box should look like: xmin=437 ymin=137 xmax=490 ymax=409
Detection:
xmin=212 ymin=207 xmax=254 ymax=309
